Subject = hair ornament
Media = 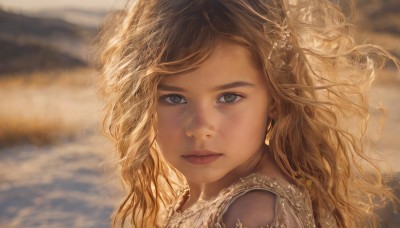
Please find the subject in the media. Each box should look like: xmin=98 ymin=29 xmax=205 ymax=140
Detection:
xmin=267 ymin=18 xmax=293 ymax=61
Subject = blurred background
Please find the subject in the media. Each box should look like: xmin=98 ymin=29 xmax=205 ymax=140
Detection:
xmin=0 ymin=0 xmax=399 ymax=227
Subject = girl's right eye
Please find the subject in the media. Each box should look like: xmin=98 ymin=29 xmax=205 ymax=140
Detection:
xmin=161 ymin=94 xmax=187 ymax=104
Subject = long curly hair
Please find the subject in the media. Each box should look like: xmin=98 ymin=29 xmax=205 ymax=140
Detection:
xmin=96 ymin=0 xmax=398 ymax=227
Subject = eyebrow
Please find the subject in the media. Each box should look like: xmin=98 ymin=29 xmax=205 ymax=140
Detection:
xmin=214 ymin=81 xmax=255 ymax=91
xmin=158 ymin=81 xmax=255 ymax=92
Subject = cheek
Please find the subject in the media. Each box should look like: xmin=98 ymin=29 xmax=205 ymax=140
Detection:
xmin=221 ymin=104 xmax=269 ymax=145
xmin=156 ymin=108 xmax=183 ymax=151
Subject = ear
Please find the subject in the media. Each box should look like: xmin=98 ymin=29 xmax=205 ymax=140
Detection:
xmin=267 ymin=99 xmax=278 ymax=120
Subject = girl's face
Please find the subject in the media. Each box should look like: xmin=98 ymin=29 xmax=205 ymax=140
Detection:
xmin=156 ymin=42 xmax=273 ymax=185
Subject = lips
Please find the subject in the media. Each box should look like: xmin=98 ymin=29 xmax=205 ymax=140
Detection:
xmin=182 ymin=150 xmax=222 ymax=165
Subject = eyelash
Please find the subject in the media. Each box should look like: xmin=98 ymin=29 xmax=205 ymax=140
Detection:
xmin=217 ymin=93 xmax=244 ymax=104
xmin=159 ymin=93 xmax=245 ymax=105
xmin=160 ymin=94 xmax=187 ymax=104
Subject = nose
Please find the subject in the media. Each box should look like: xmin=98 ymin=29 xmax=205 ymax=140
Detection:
xmin=185 ymin=105 xmax=216 ymax=140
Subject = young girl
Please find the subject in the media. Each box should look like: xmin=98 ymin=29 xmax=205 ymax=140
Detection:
xmin=97 ymin=0 xmax=398 ymax=227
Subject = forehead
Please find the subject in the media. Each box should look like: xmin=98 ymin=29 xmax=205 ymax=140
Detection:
xmin=159 ymin=42 xmax=264 ymax=87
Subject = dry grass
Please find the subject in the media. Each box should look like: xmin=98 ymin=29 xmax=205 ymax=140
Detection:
xmin=0 ymin=114 xmax=77 ymax=148
xmin=0 ymin=68 xmax=99 ymax=149
xmin=0 ymin=68 xmax=96 ymax=88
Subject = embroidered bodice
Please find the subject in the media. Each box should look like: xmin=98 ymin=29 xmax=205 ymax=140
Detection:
xmin=164 ymin=173 xmax=323 ymax=227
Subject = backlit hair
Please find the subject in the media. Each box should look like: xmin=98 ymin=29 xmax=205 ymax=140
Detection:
xmin=97 ymin=0 xmax=398 ymax=227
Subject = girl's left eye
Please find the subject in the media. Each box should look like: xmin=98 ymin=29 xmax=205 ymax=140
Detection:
xmin=218 ymin=94 xmax=243 ymax=103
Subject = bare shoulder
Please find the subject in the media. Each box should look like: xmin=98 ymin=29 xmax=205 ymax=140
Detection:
xmin=222 ymin=190 xmax=276 ymax=227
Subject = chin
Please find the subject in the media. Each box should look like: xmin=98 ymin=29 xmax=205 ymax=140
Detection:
xmin=184 ymin=172 xmax=222 ymax=185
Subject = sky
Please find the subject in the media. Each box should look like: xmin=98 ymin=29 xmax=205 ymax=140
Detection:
xmin=0 ymin=0 xmax=125 ymax=12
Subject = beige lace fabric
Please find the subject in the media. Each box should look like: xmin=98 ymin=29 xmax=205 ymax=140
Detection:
xmin=164 ymin=173 xmax=320 ymax=228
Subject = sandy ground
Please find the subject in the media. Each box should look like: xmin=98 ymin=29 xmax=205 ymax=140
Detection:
xmin=0 ymin=70 xmax=399 ymax=227
xmin=0 ymin=134 xmax=122 ymax=227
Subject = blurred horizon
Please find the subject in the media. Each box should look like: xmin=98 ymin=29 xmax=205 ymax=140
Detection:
xmin=0 ymin=0 xmax=124 ymax=12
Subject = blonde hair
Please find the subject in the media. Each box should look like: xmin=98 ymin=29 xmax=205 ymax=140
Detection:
xmin=97 ymin=0 xmax=398 ymax=227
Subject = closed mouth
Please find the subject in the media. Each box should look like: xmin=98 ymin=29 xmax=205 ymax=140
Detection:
xmin=181 ymin=152 xmax=222 ymax=165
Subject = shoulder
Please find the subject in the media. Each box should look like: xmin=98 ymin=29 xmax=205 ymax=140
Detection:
xmin=222 ymin=190 xmax=276 ymax=227
xmin=219 ymin=173 xmax=308 ymax=228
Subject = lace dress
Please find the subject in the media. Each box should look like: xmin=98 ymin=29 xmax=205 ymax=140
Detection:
xmin=164 ymin=173 xmax=322 ymax=228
